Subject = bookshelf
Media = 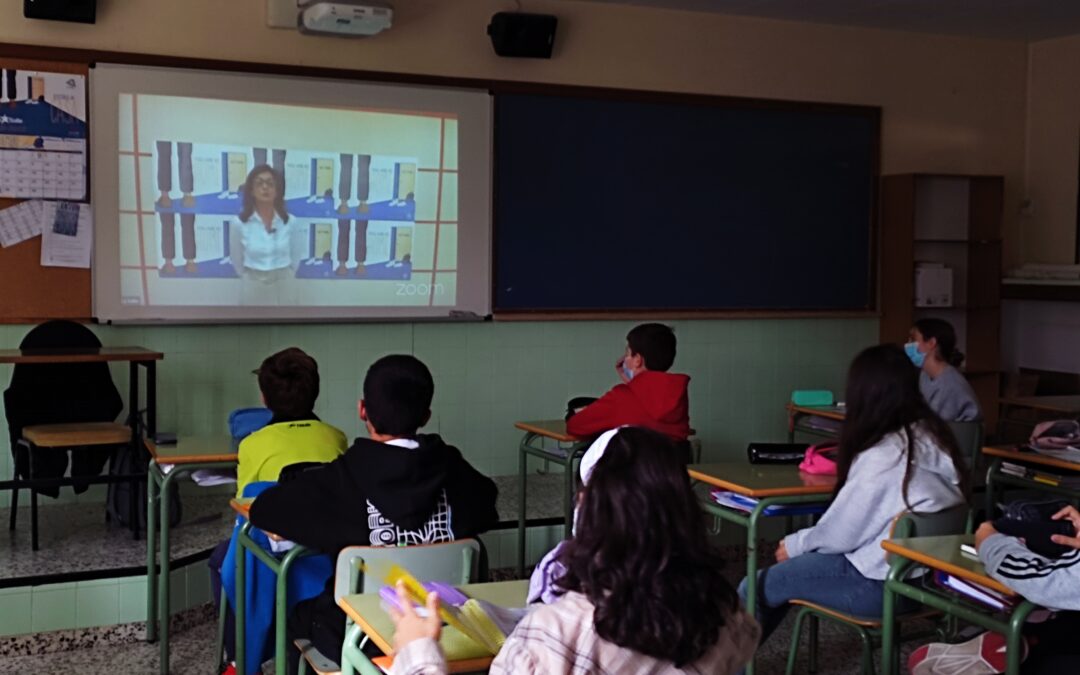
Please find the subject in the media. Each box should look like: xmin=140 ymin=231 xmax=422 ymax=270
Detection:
xmin=880 ymin=174 xmax=1004 ymax=433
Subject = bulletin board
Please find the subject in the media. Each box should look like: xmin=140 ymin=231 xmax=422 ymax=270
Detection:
xmin=0 ymin=58 xmax=91 ymax=323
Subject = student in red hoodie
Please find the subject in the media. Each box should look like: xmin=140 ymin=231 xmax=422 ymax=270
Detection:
xmin=567 ymin=323 xmax=691 ymax=444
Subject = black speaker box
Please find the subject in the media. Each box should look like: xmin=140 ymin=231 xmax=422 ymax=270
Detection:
xmin=24 ymin=0 xmax=96 ymax=24
xmin=487 ymin=12 xmax=557 ymax=59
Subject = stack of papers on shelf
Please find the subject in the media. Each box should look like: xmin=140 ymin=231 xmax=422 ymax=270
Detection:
xmin=710 ymin=490 xmax=827 ymax=516
xmin=1001 ymin=461 xmax=1080 ymax=488
xmin=933 ymin=571 xmax=1017 ymax=612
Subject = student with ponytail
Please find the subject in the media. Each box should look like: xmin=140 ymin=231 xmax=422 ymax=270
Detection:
xmin=906 ymin=318 xmax=982 ymax=422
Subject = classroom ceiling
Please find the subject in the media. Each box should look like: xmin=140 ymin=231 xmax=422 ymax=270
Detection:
xmin=562 ymin=0 xmax=1080 ymax=41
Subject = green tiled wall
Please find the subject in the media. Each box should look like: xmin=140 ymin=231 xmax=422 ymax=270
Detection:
xmin=0 ymin=318 xmax=877 ymax=507
xmin=0 ymin=563 xmax=211 ymax=638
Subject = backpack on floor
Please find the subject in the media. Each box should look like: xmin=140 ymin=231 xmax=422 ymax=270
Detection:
xmin=106 ymin=440 xmax=181 ymax=530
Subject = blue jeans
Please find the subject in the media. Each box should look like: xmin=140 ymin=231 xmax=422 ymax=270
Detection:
xmin=738 ymin=552 xmax=912 ymax=644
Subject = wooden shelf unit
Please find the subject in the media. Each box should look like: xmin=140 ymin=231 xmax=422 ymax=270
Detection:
xmin=880 ymin=174 xmax=1004 ymax=432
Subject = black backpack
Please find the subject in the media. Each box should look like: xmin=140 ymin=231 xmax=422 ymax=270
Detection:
xmin=106 ymin=427 xmax=182 ymax=531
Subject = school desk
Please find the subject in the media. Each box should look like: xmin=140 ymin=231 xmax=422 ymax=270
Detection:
xmin=0 ymin=346 xmax=163 ymax=438
xmin=786 ymin=403 xmax=845 ymax=442
xmin=880 ymin=534 xmax=1037 ymax=675
xmin=515 ymin=420 xmax=588 ymax=577
xmin=145 ymin=436 xmax=238 ymax=675
xmin=982 ymin=444 xmax=1080 ymax=519
xmin=232 ymin=498 xmax=320 ymax=675
xmin=998 ymin=395 xmax=1080 ymax=437
xmin=337 ymin=579 xmax=529 ymax=675
xmin=688 ymin=462 xmax=836 ymax=675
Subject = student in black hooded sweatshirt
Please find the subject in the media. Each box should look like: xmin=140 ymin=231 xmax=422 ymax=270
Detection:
xmin=249 ymin=354 xmax=498 ymax=675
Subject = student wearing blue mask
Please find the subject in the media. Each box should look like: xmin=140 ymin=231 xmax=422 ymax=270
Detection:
xmin=906 ymin=318 xmax=982 ymax=422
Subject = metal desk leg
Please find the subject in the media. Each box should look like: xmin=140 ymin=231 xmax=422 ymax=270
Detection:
xmin=563 ymin=451 xmax=575 ymax=540
xmin=276 ymin=547 xmax=310 ymax=675
xmin=517 ymin=433 xmax=531 ymax=578
xmin=340 ymin=622 xmax=382 ymax=675
xmin=146 ymin=463 xmax=161 ymax=644
xmin=145 ymin=360 xmax=157 ymax=439
xmin=158 ymin=468 xmax=179 ymax=675
xmin=742 ymin=501 xmax=771 ymax=675
xmin=235 ymin=522 xmax=251 ymax=675
xmin=880 ymin=556 xmax=914 ymax=675
xmin=1006 ymin=603 xmax=1037 ymax=675
xmin=985 ymin=459 xmax=1001 ymax=521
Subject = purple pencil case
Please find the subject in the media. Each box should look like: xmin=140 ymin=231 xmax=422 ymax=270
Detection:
xmin=379 ymin=581 xmax=470 ymax=613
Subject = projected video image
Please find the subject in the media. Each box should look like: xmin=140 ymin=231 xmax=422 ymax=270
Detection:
xmin=118 ymin=95 xmax=459 ymax=307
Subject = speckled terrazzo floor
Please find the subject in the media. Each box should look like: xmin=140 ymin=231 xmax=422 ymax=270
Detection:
xmin=0 ymin=484 xmax=235 ymax=584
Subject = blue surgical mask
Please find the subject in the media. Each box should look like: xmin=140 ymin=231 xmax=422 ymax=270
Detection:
xmin=622 ymin=366 xmax=635 ymax=381
xmin=904 ymin=341 xmax=926 ymax=368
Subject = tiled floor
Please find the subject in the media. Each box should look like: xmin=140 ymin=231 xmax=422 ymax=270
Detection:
xmin=0 ymin=486 xmax=235 ymax=584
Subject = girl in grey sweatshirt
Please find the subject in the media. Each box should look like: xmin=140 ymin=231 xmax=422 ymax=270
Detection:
xmin=739 ymin=344 xmax=968 ymax=644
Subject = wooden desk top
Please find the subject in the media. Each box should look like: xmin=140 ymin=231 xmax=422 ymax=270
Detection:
xmin=0 ymin=346 xmax=164 ymax=364
xmin=514 ymin=420 xmax=582 ymax=443
xmin=787 ymin=403 xmax=847 ymax=421
xmin=230 ymin=498 xmax=252 ymax=518
xmin=145 ymin=436 xmax=238 ymax=464
xmin=983 ymin=445 xmax=1080 ymax=473
xmin=999 ymin=395 xmax=1080 ymax=414
xmin=882 ymin=534 xmax=1015 ymax=597
xmin=688 ymin=462 xmax=837 ymax=497
xmin=338 ymin=579 xmax=529 ymax=673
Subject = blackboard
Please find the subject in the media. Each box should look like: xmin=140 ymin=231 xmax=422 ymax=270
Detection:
xmin=493 ymin=91 xmax=880 ymax=313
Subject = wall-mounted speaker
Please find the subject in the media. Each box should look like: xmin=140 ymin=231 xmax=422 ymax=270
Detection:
xmin=487 ymin=12 xmax=557 ymax=59
xmin=24 ymin=0 xmax=97 ymax=24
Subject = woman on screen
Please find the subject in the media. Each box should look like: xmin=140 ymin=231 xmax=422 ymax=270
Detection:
xmin=233 ymin=165 xmax=298 ymax=304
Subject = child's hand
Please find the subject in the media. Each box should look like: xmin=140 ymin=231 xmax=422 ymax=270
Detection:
xmin=775 ymin=540 xmax=789 ymax=562
xmin=974 ymin=521 xmax=998 ymax=550
xmin=1052 ymin=505 xmax=1080 ymax=549
xmin=616 ymin=358 xmax=630 ymax=384
xmin=388 ymin=581 xmax=442 ymax=652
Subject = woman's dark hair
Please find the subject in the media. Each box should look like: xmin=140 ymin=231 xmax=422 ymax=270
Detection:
xmin=239 ymin=164 xmax=290 ymax=224
xmin=836 ymin=344 xmax=970 ymax=509
xmin=914 ymin=318 xmax=964 ymax=367
xmin=554 ymin=427 xmax=738 ymax=667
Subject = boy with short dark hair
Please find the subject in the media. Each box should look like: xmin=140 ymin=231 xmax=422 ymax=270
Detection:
xmin=235 ymin=347 xmax=349 ymax=496
xmin=567 ymin=323 xmax=691 ymax=442
xmin=211 ymin=347 xmax=348 ymax=673
xmin=249 ymin=354 xmax=498 ymax=674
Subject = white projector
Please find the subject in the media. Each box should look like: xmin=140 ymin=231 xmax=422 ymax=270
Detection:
xmin=298 ymin=1 xmax=393 ymax=37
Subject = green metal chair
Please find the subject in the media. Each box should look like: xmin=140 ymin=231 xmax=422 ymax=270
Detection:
xmin=946 ymin=420 xmax=984 ymax=531
xmin=783 ymin=503 xmax=969 ymax=675
xmin=296 ymin=538 xmax=483 ymax=675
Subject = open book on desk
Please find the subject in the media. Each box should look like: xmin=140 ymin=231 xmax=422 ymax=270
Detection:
xmin=383 ymin=565 xmax=528 ymax=657
xmin=710 ymin=490 xmax=828 ymax=516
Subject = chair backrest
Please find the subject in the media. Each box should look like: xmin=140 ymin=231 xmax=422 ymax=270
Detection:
xmin=333 ymin=538 xmax=482 ymax=602
xmin=946 ymin=420 xmax=984 ymax=486
xmin=278 ymin=461 xmax=326 ymax=483
xmin=889 ymin=503 xmax=970 ymax=542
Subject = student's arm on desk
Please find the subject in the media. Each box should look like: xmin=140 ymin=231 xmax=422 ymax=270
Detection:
xmin=445 ymin=447 xmax=499 ymax=535
xmin=783 ymin=460 xmax=885 ymax=559
xmin=565 ymin=386 xmax=624 ymax=438
xmin=978 ymin=531 xmax=1080 ymax=611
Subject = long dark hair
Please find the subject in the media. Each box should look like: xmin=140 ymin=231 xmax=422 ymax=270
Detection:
xmin=914 ymin=318 xmax=964 ymax=367
xmin=554 ymin=427 xmax=739 ymax=667
xmin=836 ymin=344 xmax=970 ymax=509
xmin=239 ymin=164 xmax=289 ymax=224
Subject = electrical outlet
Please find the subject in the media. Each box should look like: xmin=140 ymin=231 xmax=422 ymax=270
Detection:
xmin=266 ymin=0 xmax=299 ymax=28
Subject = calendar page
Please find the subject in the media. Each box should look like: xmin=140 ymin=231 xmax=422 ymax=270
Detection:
xmin=0 ymin=68 xmax=87 ymax=200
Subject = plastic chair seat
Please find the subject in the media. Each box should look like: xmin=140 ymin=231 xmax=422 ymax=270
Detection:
xmin=295 ymin=638 xmax=341 ymax=675
xmin=23 ymin=422 xmax=131 ymax=447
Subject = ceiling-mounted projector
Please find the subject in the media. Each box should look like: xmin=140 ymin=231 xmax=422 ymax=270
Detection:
xmin=297 ymin=1 xmax=393 ymax=37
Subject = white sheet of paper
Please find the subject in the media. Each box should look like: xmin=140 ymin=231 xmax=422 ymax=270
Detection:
xmin=0 ymin=199 xmax=43 ymax=247
xmin=40 ymin=200 xmax=92 ymax=268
